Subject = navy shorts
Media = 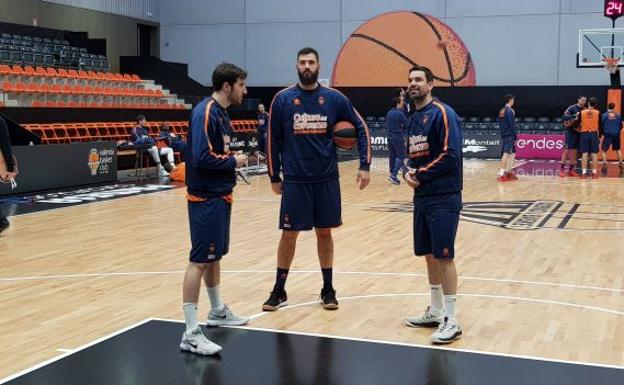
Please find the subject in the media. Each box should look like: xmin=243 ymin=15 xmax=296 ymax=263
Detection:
xmin=579 ymin=132 xmax=599 ymax=154
xmin=601 ymin=134 xmax=621 ymax=151
xmin=501 ymin=136 xmax=516 ymax=154
xmin=188 ymin=197 xmax=231 ymax=263
xmin=565 ymin=129 xmax=579 ymax=150
xmin=280 ymin=179 xmax=342 ymax=231
xmin=413 ymin=193 xmax=462 ymax=259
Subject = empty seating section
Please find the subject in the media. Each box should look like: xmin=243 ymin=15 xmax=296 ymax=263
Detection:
xmin=364 ymin=116 xmax=565 ymax=134
xmin=21 ymin=120 xmax=258 ymax=145
xmin=0 ymin=32 xmax=109 ymax=71
xmin=0 ymin=64 xmax=188 ymax=109
xmin=22 ymin=121 xmax=189 ymax=144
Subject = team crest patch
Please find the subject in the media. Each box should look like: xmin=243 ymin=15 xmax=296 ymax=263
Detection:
xmin=318 ymin=96 xmax=325 ymax=105
xmin=294 ymin=98 xmax=301 ymax=106
xmin=422 ymin=115 xmax=429 ymax=124
xmin=442 ymin=248 xmax=450 ymax=257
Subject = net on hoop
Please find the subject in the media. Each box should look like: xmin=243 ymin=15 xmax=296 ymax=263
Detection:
xmin=602 ymin=57 xmax=620 ymax=74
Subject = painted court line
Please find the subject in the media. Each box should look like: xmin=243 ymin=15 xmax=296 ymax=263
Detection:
xmin=0 ymin=318 xmax=154 ymax=384
xmin=150 ymin=317 xmax=624 ymax=371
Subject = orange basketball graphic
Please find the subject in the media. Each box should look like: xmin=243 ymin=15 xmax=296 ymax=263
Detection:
xmin=331 ymin=12 xmax=476 ymax=87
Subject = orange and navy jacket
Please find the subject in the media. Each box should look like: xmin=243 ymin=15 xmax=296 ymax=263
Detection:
xmin=406 ymin=100 xmax=463 ymax=197
xmin=267 ymin=84 xmax=371 ymax=183
xmin=578 ymin=107 xmax=600 ymax=133
xmin=184 ymin=97 xmax=237 ymax=199
xmin=498 ymin=105 xmax=516 ymax=139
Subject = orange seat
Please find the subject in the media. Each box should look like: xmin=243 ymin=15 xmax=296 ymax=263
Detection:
xmin=77 ymin=70 xmax=90 ymax=80
xmin=57 ymin=68 xmax=70 ymax=78
xmin=23 ymin=66 xmax=36 ymax=76
xmin=35 ymin=67 xmax=48 ymax=77
xmin=0 ymin=65 xmax=11 ymax=76
xmin=1 ymin=81 xmax=14 ymax=92
xmin=46 ymin=67 xmax=58 ymax=77
xmin=11 ymin=65 xmax=25 ymax=76
xmin=67 ymin=69 xmax=79 ymax=79
xmin=131 ymin=74 xmax=141 ymax=82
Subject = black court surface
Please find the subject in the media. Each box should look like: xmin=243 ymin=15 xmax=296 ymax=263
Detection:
xmin=1 ymin=319 xmax=622 ymax=385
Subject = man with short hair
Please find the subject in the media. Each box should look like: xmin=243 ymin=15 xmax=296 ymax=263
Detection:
xmin=497 ymin=94 xmax=517 ymax=182
xmin=560 ymin=96 xmax=587 ymax=177
xmin=578 ymin=97 xmax=601 ymax=179
xmin=386 ymin=96 xmax=408 ymax=184
xmin=179 ymin=63 xmax=250 ymax=356
xmin=263 ymin=47 xmax=371 ymax=312
xmin=257 ymin=103 xmax=269 ymax=154
xmin=600 ymin=102 xmax=624 ymax=174
xmin=131 ymin=114 xmax=176 ymax=176
xmin=402 ymin=66 xmax=463 ymax=344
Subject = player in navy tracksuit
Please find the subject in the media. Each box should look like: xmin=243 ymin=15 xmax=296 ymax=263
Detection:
xmin=263 ymin=47 xmax=372 ymax=311
xmin=0 ymin=116 xmax=17 ymax=234
xmin=600 ymin=102 xmax=624 ymax=174
xmin=257 ymin=103 xmax=269 ymax=154
xmin=402 ymin=66 xmax=463 ymax=344
xmin=179 ymin=63 xmax=250 ymax=356
xmin=497 ymin=94 xmax=518 ymax=182
xmin=386 ymin=97 xmax=408 ymax=185
xmin=560 ymin=96 xmax=587 ymax=177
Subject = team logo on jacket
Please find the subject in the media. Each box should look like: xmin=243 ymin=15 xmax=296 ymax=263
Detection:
xmin=408 ymin=135 xmax=429 ymax=157
xmin=294 ymin=98 xmax=301 ymax=106
xmin=293 ymin=113 xmax=328 ymax=134
xmin=318 ymin=96 xmax=325 ymax=105
xmin=422 ymin=115 xmax=429 ymax=125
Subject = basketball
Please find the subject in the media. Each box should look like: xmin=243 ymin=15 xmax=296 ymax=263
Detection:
xmin=331 ymin=11 xmax=476 ymax=87
xmin=332 ymin=121 xmax=357 ymax=150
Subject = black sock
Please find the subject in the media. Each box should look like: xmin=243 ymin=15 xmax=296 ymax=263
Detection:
xmin=569 ymin=164 xmax=574 ymax=171
xmin=274 ymin=268 xmax=289 ymax=291
xmin=321 ymin=268 xmax=333 ymax=290
xmin=560 ymin=163 xmax=565 ymax=169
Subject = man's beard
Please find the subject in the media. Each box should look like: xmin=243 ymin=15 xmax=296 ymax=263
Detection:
xmin=298 ymin=69 xmax=319 ymax=86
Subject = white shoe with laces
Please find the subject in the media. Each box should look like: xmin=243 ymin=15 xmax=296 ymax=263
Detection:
xmin=404 ymin=306 xmax=445 ymax=328
xmin=431 ymin=317 xmax=462 ymax=344
xmin=179 ymin=327 xmax=222 ymax=355
xmin=206 ymin=304 xmax=249 ymax=327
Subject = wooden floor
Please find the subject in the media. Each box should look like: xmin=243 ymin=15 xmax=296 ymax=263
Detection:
xmin=1 ymin=158 xmax=624 ymax=378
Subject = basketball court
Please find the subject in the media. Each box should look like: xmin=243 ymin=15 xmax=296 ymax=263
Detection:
xmin=1 ymin=159 xmax=623 ymax=384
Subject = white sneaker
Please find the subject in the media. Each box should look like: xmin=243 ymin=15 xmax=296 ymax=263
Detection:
xmin=431 ymin=317 xmax=462 ymax=344
xmin=179 ymin=327 xmax=222 ymax=355
xmin=404 ymin=306 xmax=445 ymax=328
xmin=206 ymin=304 xmax=249 ymax=327
xmin=158 ymin=166 xmax=169 ymax=176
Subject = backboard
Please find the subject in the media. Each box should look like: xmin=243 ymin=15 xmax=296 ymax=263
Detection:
xmin=577 ymin=28 xmax=624 ymax=68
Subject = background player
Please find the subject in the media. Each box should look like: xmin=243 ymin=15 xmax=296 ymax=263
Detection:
xmin=497 ymin=94 xmax=517 ymax=182
xmin=560 ymin=96 xmax=587 ymax=177
xmin=578 ymin=97 xmax=600 ymax=179
xmin=386 ymin=96 xmax=408 ymax=184
xmin=600 ymin=102 xmax=624 ymax=174
xmin=402 ymin=66 xmax=463 ymax=344
xmin=263 ymin=47 xmax=371 ymax=312
xmin=180 ymin=63 xmax=250 ymax=356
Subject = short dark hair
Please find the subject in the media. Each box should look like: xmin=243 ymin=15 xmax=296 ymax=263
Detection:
xmin=578 ymin=95 xmax=587 ymax=100
xmin=212 ymin=62 xmax=247 ymax=92
xmin=393 ymin=97 xmax=402 ymax=106
xmin=160 ymin=122 xmax=170 ymax=131
xmin=135 ymin=114 xmax=146 ymax=124
xmin=297 ymin=47 xmax=319 ymax=61
xmin=408 ymin=66 xmax=434 ymax=83
xmin=588 ymin=97 xmax=598 ymax=108
xmin=608 ymin=102 xmax=616 ymax=110
xmin=504 ymin=94 xmax=515 ymax=103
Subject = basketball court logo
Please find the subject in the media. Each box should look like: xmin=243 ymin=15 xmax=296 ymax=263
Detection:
xmin=368 ymin=200 xmax=624 ymax=231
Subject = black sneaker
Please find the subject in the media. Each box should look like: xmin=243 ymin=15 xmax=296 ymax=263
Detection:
xmin=262 ymin=289 xmax=288 ymax=311
xmin=319 ymin=287 xmax=339 ymax=310
xmin=0 ymin=218 xmax=9 ymax=235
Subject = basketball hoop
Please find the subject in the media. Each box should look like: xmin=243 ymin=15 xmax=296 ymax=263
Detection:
xmin=602 ymin=57 xmax=620 ymax=74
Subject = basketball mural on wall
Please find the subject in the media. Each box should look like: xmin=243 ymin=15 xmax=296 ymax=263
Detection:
xmin=331 ymin=12 xmax=476 ymax=87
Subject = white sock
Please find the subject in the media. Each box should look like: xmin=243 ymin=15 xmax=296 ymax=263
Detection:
xmin=498 ymin=168 xmax=505 ymax=176
xmin=582 ymin=168 xmax=587 ymax=174
xmin=207 ymin=285 xmax=224 ymax=310
xmin=183 ymin=303 xmax=199 ymax=332
xmin=430 ymin=284 xmax=444 ymax=313
xmin=444 ymin=295 xmax=457 ymax=321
